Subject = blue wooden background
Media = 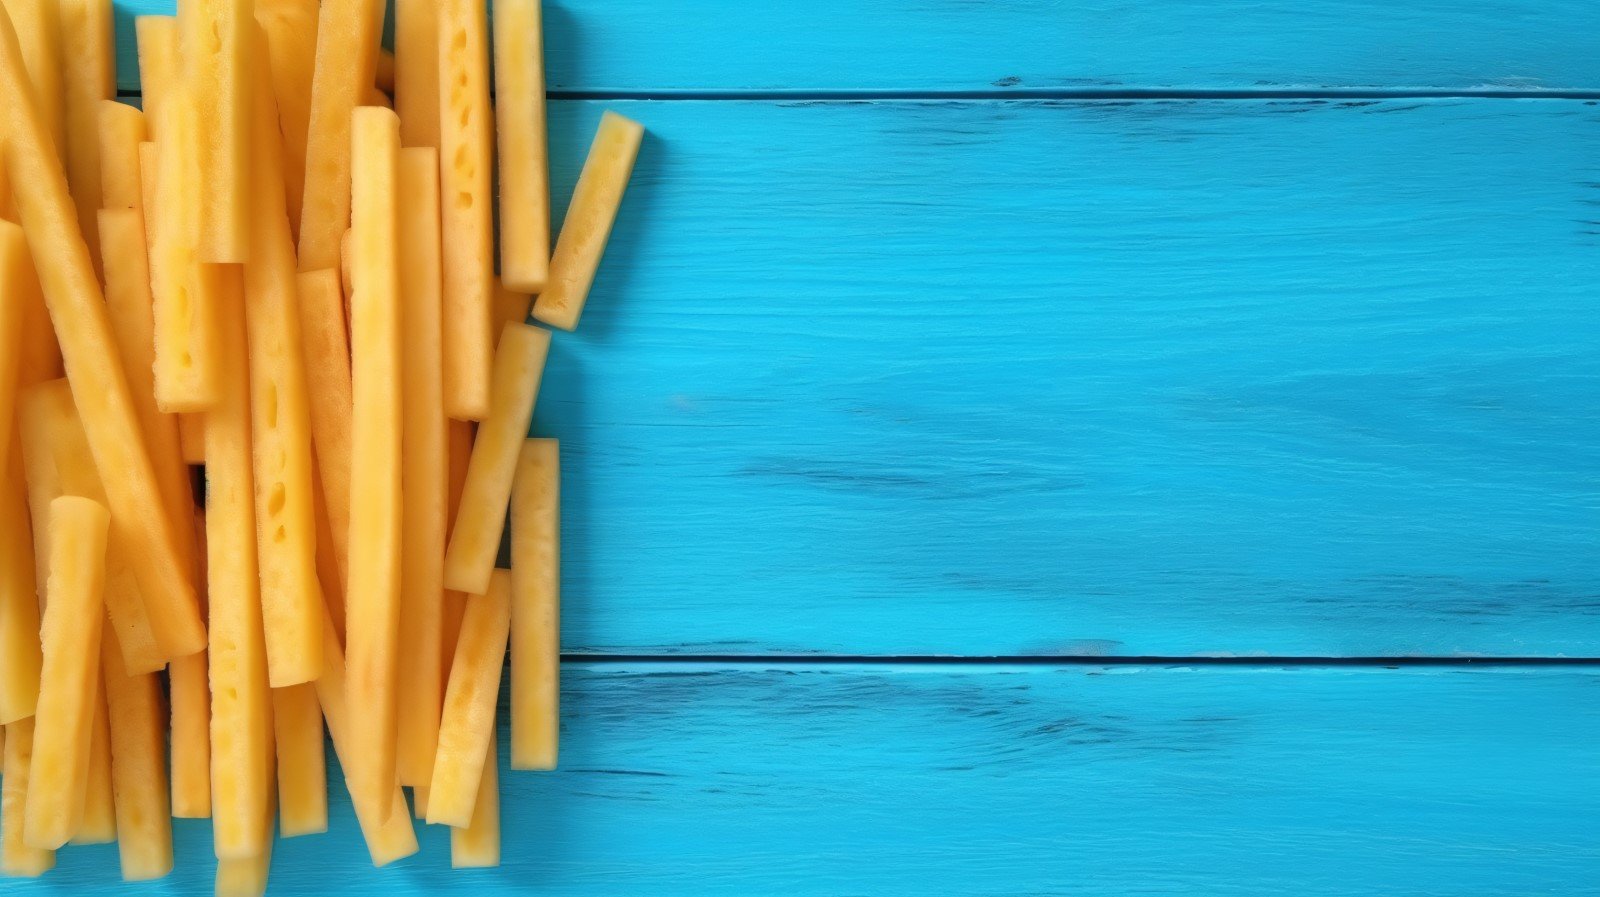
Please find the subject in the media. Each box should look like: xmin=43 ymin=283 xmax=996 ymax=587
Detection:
xmin=20 ymin=1 xmax=1600 ymax=893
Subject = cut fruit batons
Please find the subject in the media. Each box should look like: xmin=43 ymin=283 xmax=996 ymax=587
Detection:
xmin=206 ymin=266 xmax=275 ymax=859
xmin=0 ymin=221 xmax=29 ymax=482
xmin=101 ymin=627 xmax=175 ymax=881
xmin=254 ymin=0 xmax=318 ymax=241
xmin=427 ymin=570 xmax=511 ymax=827
xmin=393 ymin=0 xmax=438 ymax=147
xmin=134 ymin=16 xmax=178 ymax=134
xmin=170 ymin=508 xmax=211 ymax=818
xmin=70 ymin=689 xmax=117 ymax=844
xmin=533 ymin=111 xmax=645 ymax=332
xmin=25 ymin=495 xmax=108 ymax=850
xmin=494 ymin=278 xmax=532 ymax=333
xmin=178 ymin=0 xmax=251 ymax=262
xmin=245 ymin=31 xmax=321 ymax=687
xmin=270 ymin=683 xmax=327 ymax=837
xmin=0 ymin=7 xmax=205 ymax=660
xmin=451 ymin=730 xmax=500 ymax=867
xmin=345 ymin=105 xmax=404 ymax=821
xmin=437 ymin=0 xmax=495 ymax=419
xmin=511 ymin=439 xmax=560 ymax=770
xmin=297 ymin=267 xmax=353 ymax=586
xmin=442 ymin=323 xmax=552 ymax=596
xmin=5 ymin=0 xmax=65 ymax=155
xmin=0 ymin=464 xmax=42 ymax=725
xmin=1 ymin=718 xmax=54 ymax=876
xmin=296 ymin=0 xmax=385 ymax=270
xmin=493 ymin=0 xmax=551 ymax=293
xmin=59 ymin=0 xmax=114 ymax=275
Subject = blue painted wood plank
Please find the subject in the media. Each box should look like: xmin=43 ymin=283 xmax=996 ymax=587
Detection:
xmin=12 ymin=664 xmax=1600 ymax=894
xmin=527 ymin=98 xmax=1599 ymax=658
xmin=108 ymin=0 xmax=1600 ymax=94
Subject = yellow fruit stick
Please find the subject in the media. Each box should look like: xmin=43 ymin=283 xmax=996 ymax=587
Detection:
xmin=437 ymin=0 xmax=494 ymax=420
xmin=59 ymin=0 xmax=113 ymax=277
xmin=6 ymin=0 xmax=65 ymax=155
xmin=0 ymin=9 xmax=205 ymax=658
xmin=134 ymin=17 xmax=178 ymax=135
xmin=310 ymin=464 xmax=347 ymax=647
xmin=178 ymin=0 xmax=250 ymax=263
xmin=214 ymin=836 xmax=274 ymax=897
xmin=70 ymin=684 xmax=117 ymax=844
xmin=296 ymin=0 xmax=384 ymax=270
xmin=101 ymin=627 xmax=174 ymax=881
xmin=169 ymin=514 xmax=211 ymax=817
xmin=296 ymin=268 xmax=352 ymax=586
xmin=393 ymin=0 xmax=438 ymax=148
xmin=253 ymin=0 xmax=318 ymax=242
xmin=494 ymin=278 xmax=532 ymax=333
xmin=450 ymin=730 xmax=500 ymax=867
xmin=493 ymin=0 xmax=550 ymax=293
xmin=24 ymin=495 xmax=108 ymax=850
xmin=533 ymin=111 xmax=645 ymax=331
xmin=442 ymin=323 xmax=552 ymax=596
xmin=245 ymin=38 xmax=321 ymax=687
xmin=511 ymin=439 xmax=560 ymax=769
xmin=97 ymin=102 xmax=147 ymax=211
xmin=270 ymin=683 xmax=327 ymax=837
xmin=0 ymin=465 xmax=41 ymax=725
xmin=426 ymin=570 xmax=511 ymax=826
xmin=1 ymin=718 xmax=54 ymax=876
xmin=0 ymin=221 xmax=28 ymax=473
xmin=346 ymin=105 xmax=403 ymax=821
xmin=440 ymin=419 xmax=473 ymax=681
xmin=395 ymin=146 xmax=447 ymax=786
xmin=312 ymin=603 xmax=419 ymax=866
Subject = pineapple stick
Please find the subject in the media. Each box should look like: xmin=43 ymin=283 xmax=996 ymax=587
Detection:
xmin=442 ymin=323 xmax=552 ymax=596
xmin=450 ymin=730 xmax=500 ymax=867
xmin=5 ymin=0 xmax=65 ymax=155
xmin=440 ymin=419 xmax=473 ymax=680
xmin=245 ymin=33 xmax=320 ymax=687
xmin=296 ymin=0 xmax=384 ymax=269
xmin=533 ymin=111 xmax=645 ymax=332
xmin=0 ymin=718 xmax=54 ymax=876
xmin=427 ymin=570 xmax=511 ymax=826
xmin=177 ymin=0 xmax=250 ymax=262
xmin=59 ymin=0 xmax=114 ymax=272
xmin=0 ymin=221 xmax=28 ymax=475
xmin=169 ymin=507 xmax=211 ymax=818
xmin=310 ymin=464 xmax=347 ymax=647
xmin=215 ymin=837 xmax=274 ymax=897
xmin=437 ymin=0 xmax=494 ymax=420
xmin=393 ymin=0 xmax=438 ymax=147
xmin=70 ymin=688 xmax=117 ymax=844
xmin=345 ymin=105 xmax=403 ymax=821
xmin=494 ymin=278 xmax=532 ymax=333
xmin=296 ymin=268 xmax=352 ymax=586
xmin=396 ymin=146 xmax=447 ymax=786
xmin=24 ymin=495 xmax=108 ymax=850
xmin=0 ymin=463 xmax=41 ymax=725
xmin=270 ymin=683 xmax=327 ymax=837
xmin=101 ymin=626 xmax=174 ymax=881
xmin=134 ymin=17 xmax=178 ymax=134
xmin=511 ymin=439 xmax=560 ymax=769
xmin=493 ymin=0 xmax=551 ymax=293
xmin=253 ymin=0 xmax=318 ymax=242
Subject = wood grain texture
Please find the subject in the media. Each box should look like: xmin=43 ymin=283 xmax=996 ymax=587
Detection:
xmin=109 ymin=0 xmax=1600 ymax=94
xmin=526 ymin=98 xmax=1596 ymax=658
xmin=9 ymin=664 xmax=1600 ymax=894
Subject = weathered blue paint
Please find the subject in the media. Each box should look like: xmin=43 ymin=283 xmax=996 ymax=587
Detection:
xmin=111 ymin=0 xmax=1600 ymax=94
xmin=12 ymin=665 xmax=1600 ymax=895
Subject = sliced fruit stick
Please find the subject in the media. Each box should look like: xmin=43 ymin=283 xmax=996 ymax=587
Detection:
xmin=396 ymin=145 xmax=447 ymax=787
xmin=15 ymin=385 xmax=60 ymax=610
xmin=59 ymin=0 xmax=114 ymax=272
xmin=427 ymin=570 xmax=511 ymax=827
xmin=178 ymin=415 xmax=206 ymax=464
xmin=494 ymin=278 xmax=532 ymax=333
xmin=346 ymin=105 xmax=403 ymax=821
xmin=17 ymin=380 xmax=165 ymax=674
xmin=270 ymin=683 xmax=327 ymax=837
xmin=450 ymin=730 xmax=500 ymax=868
xmin=253 ymin=0 xmax=318 ymax=241
xmin=364 ymin=87 xmax=392 ymax=109
xmin=493 ymin=0 xmax=550 ymax=293
xmin=440 ymin=419 xmax=473 ymax=684
xmin=443 ymin=323 xmax=552 ymax=596
xmin=296 ymin=268 xmax=352 ymax=585
xmin=215 ymin=839 xmax=274 ymax=897
xmin=178 ymin=0 xmax=250 ymax=263
xmin=206 ymin=265 xmax=274 ymax=859
xmin=169 ymin=511 xmax=211 ymax=819
xmin=0 ymin=221 xmax=28 ymax=473
xmin=338 ymin=226 xmax=354 ymax=310
xmin=97 ymin=102 xmax=147 ymax=211
xmin=0 ymin=155 xmax=13 ymax=219
xmin=310 ymin=464 xmax=347 ymax=647
xmin=6 ymin=0 xmax=65 ymax=155
xmin=296 ymin=0 xmax=385 ymax=270
xmin=25 ymin=495 xmax=108 ymax=850
xmin=0 ymin=718 xmax=53 ymax=876
xmin=134 ymin=16 xmax=178 ymax=134
xmin=0 ymin=10 xmax=206 ymax=658
xmin=533 ymin=111 xmax=645 ymax=332
xmin=70 ymin=686 xmax=117 ymax=844
xmin=0 ymin=464 xmax=41 ymax=725
xmin=245 ymin=37 xmax=321 ymax=687
xmin=438 ymin=0 xmax=494 ymax=420
xmin=511 ymin=439 xmax=560 ymax=770
xmin=393 ymin=0 xmax=438 ymax=147
xmin=311 ymin=602 xmax=419 ymax=866
xmin=101 ymin=626 xmax=174 ymax=881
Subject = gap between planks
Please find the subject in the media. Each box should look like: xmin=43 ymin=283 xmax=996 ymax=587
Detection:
xmin=563 ymin=655 xmax=1600 ymax=667
xmin=116 ymin=87 xmax=1600 ymax=102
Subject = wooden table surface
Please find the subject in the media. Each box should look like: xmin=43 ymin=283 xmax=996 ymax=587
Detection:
xmin=25 ymin=1 xmax=1600 ymax=893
